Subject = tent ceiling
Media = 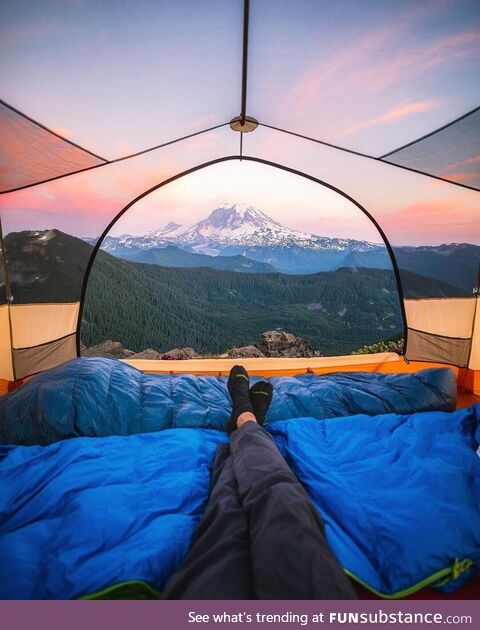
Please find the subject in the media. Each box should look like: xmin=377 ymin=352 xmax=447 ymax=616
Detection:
xmin=0 ymin=0 xmax=242 ymax=158
xmin=1 ymin=0 xmax=479 ymax=163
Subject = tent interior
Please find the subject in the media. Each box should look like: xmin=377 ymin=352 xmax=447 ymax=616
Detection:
xmin=0 ymin=0 xmax=479 ymax=393
xmin=0 ymin=0 xmax=479 ymax=601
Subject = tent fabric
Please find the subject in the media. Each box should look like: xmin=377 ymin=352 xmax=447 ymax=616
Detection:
xmin=403 ymin=298 xmax=476 ymax=339
xmin=1 ymin=404 xmax=479 ymax=600
xmin=12 ymin=333 xmax=77 ymax=381
xmin=247 ymin=0 xmax=480 ymax=157
xmin=406 ymin=329 xmax=471 ymax=368
xmin=471 ymin=303 xmax=480 ymax=370
xmin=1 ymin=303 xmax=80 ymax=380
xmin=9 ymin=303 xmax=79 ymax=347
xmin=0 ymin=305 xmax=13 ymax=381
xmin=404 ymin=297 xmax=477 ymax=368
xmin=0 ymin=357 xmax=456 ymax=446
xmin=0 ymin=101 xmax=106 ymax=193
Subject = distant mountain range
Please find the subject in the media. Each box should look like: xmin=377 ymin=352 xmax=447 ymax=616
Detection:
xmin=85 ymin=203 xmax=480 ymax=292
xmin=124 ymin=245 xmax=276 ymax=272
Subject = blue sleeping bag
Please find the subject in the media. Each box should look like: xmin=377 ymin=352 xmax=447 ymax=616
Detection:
xmin=0 ymin=429 xmax=228 ymax=599
xmin=1 ymin=405 xmax=479 ymax=599
xmin=0 ymin=358 xmax=456 ymax=445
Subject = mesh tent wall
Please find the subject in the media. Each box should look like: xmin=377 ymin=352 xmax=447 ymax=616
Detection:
xmin=0 ymin=0 xmax=479 ymax=386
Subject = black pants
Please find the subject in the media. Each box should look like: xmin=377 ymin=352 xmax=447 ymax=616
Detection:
xmin=164 ymin=421 xmax=356 ymax=599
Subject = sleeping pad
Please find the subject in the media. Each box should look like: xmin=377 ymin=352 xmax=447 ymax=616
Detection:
xmin=0 ymin=357 xmax=456 ymax=446
xmin=1 ymin=404 xmax=479 ymax=600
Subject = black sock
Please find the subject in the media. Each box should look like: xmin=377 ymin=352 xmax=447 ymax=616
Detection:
xmin=227 ymin=365 xmax=254 ymax=434
xmin=249 ymin=381 xmax=273 ymax=426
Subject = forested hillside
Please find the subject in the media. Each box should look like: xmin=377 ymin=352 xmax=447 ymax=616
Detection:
xmin=82 ymin=253 xmax=405 ymax=355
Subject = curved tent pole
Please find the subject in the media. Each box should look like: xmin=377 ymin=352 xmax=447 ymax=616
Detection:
xmin=76 ymin=155 xmax=408 ymax=358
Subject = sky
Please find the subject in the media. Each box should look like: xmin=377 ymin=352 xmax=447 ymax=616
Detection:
xmin=0 ymin=0 xmax=479 ymax=245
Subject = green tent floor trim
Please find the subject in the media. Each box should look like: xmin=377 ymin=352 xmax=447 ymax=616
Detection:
xmin=80 ymin=580 xmax=163 ymax=600
xmin=345 ymin=558 xmax=474 ymax=600
xmin=79 ymin=559 xmax=474 ymax=600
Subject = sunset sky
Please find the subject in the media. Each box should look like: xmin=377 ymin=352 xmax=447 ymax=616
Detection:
xmin=0 ymin=0 xmax=479 ymax=245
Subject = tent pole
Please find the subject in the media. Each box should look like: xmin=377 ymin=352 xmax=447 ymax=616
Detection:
xmin=240 ymin=0 xmax=250 ymax=126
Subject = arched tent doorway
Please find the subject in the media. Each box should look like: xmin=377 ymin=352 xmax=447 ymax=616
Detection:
xmin=77 ymin=156 xmax=408 ymax=362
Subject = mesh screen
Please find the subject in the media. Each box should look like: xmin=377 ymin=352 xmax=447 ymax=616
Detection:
xmin=0 ymin=102 xmax=106 ymax=193
xmin=382 ymin=108 xmax=480 ymax=190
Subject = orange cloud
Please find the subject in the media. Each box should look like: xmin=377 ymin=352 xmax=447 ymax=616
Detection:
xmin=50 ymin=126 xmax=72 ymax=138
xmin=438 ymin=155 xmax=480 ymax=186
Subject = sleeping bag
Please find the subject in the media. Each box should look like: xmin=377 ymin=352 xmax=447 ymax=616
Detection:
xmin=0 ymin=357 xmax=456 ymax=445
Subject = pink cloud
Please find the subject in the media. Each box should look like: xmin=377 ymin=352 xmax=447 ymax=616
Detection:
xmin=274 ymin=19 xmax=480 ymax=148
xmin=380 ymin=197 xmax=480 ymax=245
xmin=339 ymin=101 xmax=439 ymax=137
xmin=0 ymin=128 xmax=233 ymax=236
xmin=442 ymin=155 xmax=480 ymax=172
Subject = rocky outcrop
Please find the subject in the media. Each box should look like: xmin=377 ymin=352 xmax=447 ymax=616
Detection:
xmin=81 ymin=340 xmax=134 ymax=359
xmin=129 ymin=349 xmax=162 ymax=360
xmin=161 ymin=347 xmax=199 ymax=360
xmin=81 ymin=332 xmax=313 ymax=361
xmin=222 ymin=345 xmax=266 ymax=359
xmin=257 ymin=330 xmax=314 ymax=358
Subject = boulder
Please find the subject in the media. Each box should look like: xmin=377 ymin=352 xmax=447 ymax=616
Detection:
xmin=81 ymin=340 xmax=134 ymax=359
xmin=161 ymin=347 xmax=199 ymax=360
xmin=257 ymin=330 xmax=314 ymax=358
xmin=225 ymin=345 xmax=265 ymax=359
xmin=129 ymin=349 xmax=162 ymax=360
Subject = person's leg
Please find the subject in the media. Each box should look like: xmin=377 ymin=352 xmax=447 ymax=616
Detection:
xmin=163 ymin=443 xmax=253 ymax=599
xmin=230 ymin=420 xmax=356 ymax=600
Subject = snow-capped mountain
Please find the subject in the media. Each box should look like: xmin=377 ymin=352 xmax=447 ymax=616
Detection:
xmin=171 ymin=203 xmax=379 ymax=256
xmin=88 ymin=203 xmax=387 ymax=273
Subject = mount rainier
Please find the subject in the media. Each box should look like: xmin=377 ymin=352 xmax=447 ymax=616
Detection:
xmin=90 ymin=203 xmax=389 ymax=274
